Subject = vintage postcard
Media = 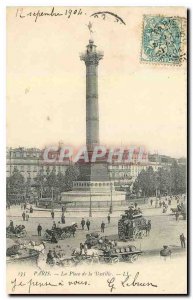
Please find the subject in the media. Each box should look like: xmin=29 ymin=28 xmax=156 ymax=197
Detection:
xmin=6 ymin=6 xmax=187 ymax=294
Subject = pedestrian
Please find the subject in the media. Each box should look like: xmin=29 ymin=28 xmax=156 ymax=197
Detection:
xmin=51 ymin=232 xmax=58 ymax=244
xmin=159 ymin=200 xmax=162 ymax=208
xmin=175 ymin=211 xmax=180 ymax=221
xmin=134 ymin=202 xmax=137 ymax=208
xmin=81 ymin=218 xmax=85 ymax=230
xmin=101 ymin=221 xmax=105 ymax=233
xmin=51 ymin=210 xmax=54 ymax=219
xmin=160 ymin=245 xmax=172 ymax=260
xmin=107 ymin=214 xmax=111 ymax=224
xmin=30 ymin=206 xmax=33 ymax=213
xmin=9 ymin=220 xmax=14 ymax=232
xmin=52 ymin=221 xmax=56 ymax=230
xmin=26 ymin=212 xmax=29 ymax=221
xmin=24 ymin=203 xmax=26 ymax=210
xmin=150 ymin=199 xmax=153 ymax=206
xmin=62 ymin=206 xmax=65 ymax=213
xmin=86 ymin=219 xmax=90 ymax=231
xmin=146 ymin=220 xmax=151 ymax=236
xmin=37 ymin=224 xmax=42 ymax=236
xmin=180 ymin=233 xmax=186 ymax=248
xmin=80 ymin=243 xmax=84 ymax=255
xmin=61 ymin=213 xmax=65 ymax=224
xmin=22 ymin=211 xmax=26 ymax=221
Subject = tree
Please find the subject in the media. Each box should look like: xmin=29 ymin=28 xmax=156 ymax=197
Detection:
xmin=133 ymin=160 xmax=187 ymax=198
xmin=146 ymin=166 xmax=156 ymax=196
xmin=64 ymin=165 xmax=79 ymax=191
xmin=34 ymin=169 xmax=47 ymax=198
xmin=155 ymin=167 xmax=171 ymax=196
xmin=6 ymin=167 xmax=25 ymax=202
xmin=170 ymin=160 xmax=186 ymax=194
xmin=46 ymin=168 xmax=57 ymax=198
xmin=56 ymin=171 xmax=66 ymax=194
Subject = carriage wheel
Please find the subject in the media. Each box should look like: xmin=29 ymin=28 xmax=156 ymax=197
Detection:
xmin=104 ymin=256 xmax=111 ymax=263
xmin=43 ymin=232 xmax=51 ymax=241
xmin=61 ymin=232 xmax=71 ymax=239
xmin=130 ymin=254 xmax=139 ymax=263
xmin=134 ymin=228 xmax=140 ymax=240
xmin=119 ymin=233 xmax=125 ymax=240
xmin=21 ymin=230 xmax=27 ymax=237
xmin=111 ymin=256 xmax=119 ymax=264
xmin=122 ymin=254 xmax=129 ymax=261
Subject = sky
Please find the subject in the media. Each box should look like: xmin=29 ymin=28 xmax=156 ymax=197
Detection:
xmin=6 ymin=6 xmax=187 ymax=158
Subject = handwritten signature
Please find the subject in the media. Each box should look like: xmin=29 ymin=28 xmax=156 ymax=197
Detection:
xmin=107 ymin=272 xmax=158 ymax=292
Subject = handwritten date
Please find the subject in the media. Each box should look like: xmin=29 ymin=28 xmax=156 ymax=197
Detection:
xmin=16 ymin=7 xmax=83 ymax=23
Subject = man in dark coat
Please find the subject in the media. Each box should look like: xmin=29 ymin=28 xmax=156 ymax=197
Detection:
xmin=86 ymin=219 xmax=90 ymax=231
xmin=51 ymin=210 xmax=54 ymax=219
xmin=180 ymin=233 xmax=186 ymax=248
xmin=81 ymin=218 xmax=85 ymax=230
xmin=37 ymin=224 xmax=42 ymax=236
xmin=61 ymin=213 xmax=65 ymax=224
xmin=107 ymin=214 xmax=111 ymax=224
xmin=22 ymin=211 xmax=26 ymax=221
xmin=9 ymin=220 xmax=14 ymax=232
xmin=101 ymin=221 xmax=105 ymax=233
xmin=51 ymin=232 xmax=58 ymax=243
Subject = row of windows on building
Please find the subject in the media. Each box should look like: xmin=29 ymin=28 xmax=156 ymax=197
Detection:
xmin=7 ymin=150 xmax=41 ymax=159
xmin=6 ymin=164 xmax=67 ymax=174
xmin=73 ymin=182 xmax=112 ymax=187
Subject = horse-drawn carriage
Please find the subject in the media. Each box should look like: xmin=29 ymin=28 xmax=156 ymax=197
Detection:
xmin=46 ymin=245 xmax=142 ymax=267
xmin=118 ymin=208 xmax=150 ymax=240
xmin=85 ymin=232 xmax=118 ymax=250
xmin=6 ymin=239 xmax=43 ymax=265
xmin=71 ymin=244 xmax=142 ymax=265
xmin=43 ymin=223 xmax=78 ymax=241
xmin=170 ymin=202 xmax=186 ymax=220
xmin=6 ymin=224 xmax=27 ymax=238
xmin=100 ymin=245 xmax=142 ymax=264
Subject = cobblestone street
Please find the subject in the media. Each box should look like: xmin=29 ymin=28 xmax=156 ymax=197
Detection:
xmin=6 ymin=199 xmax=187 ymax=260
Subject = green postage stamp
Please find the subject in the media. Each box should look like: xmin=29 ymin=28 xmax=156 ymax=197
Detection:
xmin=141 ymin=15 xmax=187 ymax=65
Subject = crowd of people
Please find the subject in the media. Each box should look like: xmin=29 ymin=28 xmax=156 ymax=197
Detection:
xmin=6 ymin=195 xmax=187 ymax=266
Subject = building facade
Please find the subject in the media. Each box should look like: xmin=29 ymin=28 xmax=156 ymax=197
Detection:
xmin=6 ymin=147 xmax=69 ymax=181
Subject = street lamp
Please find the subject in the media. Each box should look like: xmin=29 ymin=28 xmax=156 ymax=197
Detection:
xmin=89 ymin=182 xmax=92 ymax=217
xmin=109 ymin=182 xmax=113 ymax=214
xmin=51 ymin=186 xmax=54 ymax=201
xmin=107 ymin=163 xmax=113 ymax=214
xmin=40 ymin=174 xmax=46 ymax=199
xmin=26 ymin=172 xmax=31 ymax=200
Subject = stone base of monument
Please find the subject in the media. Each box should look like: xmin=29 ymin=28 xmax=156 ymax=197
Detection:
xmin=61 ymin=180 xmax=126 ymax=208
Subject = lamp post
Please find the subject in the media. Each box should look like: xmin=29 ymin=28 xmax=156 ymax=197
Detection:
xmin=109 ymin=182 xmax=113 ymax=214
xmin=40 ymin=174 xmax=46 ymax=200
xmin=51 ymin=186 xmax=54 ymax=201
xmin=89 ymin=182 xmax=92 ymax=217
xmin=26 ymin=171 xmax=31 ymax=201
xmin=107 ymin=163 xmax=113 ymax=214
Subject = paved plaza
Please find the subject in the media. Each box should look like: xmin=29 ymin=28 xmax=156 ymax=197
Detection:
xmin=6 ymin=197 xmax=187 ymax=261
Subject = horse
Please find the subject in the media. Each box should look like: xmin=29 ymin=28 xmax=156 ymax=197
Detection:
xmin=25 ymin=241 xmax=46 ymax=253
xmin=61 ymin=223 xmax=78 ymax=237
